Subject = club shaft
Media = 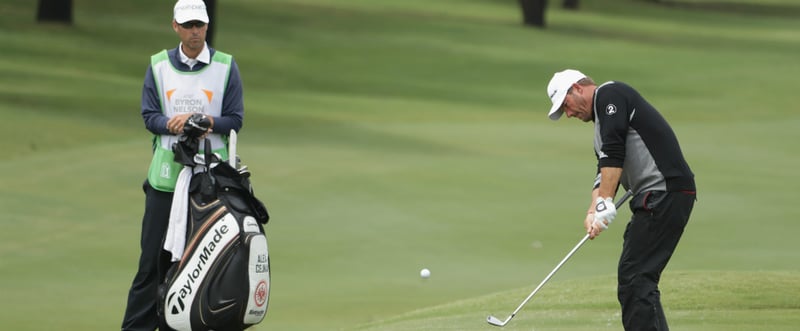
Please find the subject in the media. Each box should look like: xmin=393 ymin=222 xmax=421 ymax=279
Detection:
xmin=505 ymin=233 xmax=591 ymax=319
xmin=490 ymin=190 xmax=633 ymax=327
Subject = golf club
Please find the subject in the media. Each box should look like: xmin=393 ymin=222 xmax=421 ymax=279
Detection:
xmin=487 ymin=190 xmax=633 ymax=327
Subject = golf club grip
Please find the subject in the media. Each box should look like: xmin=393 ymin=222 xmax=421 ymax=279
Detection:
xmin=615 ymin=189 xmax=633 ymax=209
xmin=578 ymin=189 xmax=633 ymax=243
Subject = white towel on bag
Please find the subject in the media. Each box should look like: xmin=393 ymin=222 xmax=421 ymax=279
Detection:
xmin=163 ymin=165 xmax=194 ymax=262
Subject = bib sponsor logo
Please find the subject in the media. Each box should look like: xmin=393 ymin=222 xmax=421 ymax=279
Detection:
xmin=173 ymin=94 xmax=206 ymax=113
xmin=160 ymin=162 xmax=171 ymax=178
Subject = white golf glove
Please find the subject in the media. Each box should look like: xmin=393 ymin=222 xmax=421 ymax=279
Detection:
xmin=593 ymin=197 xmax=617 ymax=230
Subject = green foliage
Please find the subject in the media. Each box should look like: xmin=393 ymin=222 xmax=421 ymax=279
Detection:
xmin=0 ymin=0 xmax=798 ymax=330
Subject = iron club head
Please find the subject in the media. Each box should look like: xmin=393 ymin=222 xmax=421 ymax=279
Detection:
xmin=487 ymin=315 xmax=508 ymax=327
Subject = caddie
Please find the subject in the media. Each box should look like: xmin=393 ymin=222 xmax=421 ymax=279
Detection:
xmin=121 ymin=1 xmax=245 ymax=329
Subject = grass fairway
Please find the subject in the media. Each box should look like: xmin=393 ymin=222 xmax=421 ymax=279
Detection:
xmin=356 ymin=271 xmax=800 ymax=331
xmin=1 ymin=0 xmax=798 ymax=330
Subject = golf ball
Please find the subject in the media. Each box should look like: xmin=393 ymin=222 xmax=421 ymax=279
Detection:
xmin=420 ymin=268 xmax=431 ymax=279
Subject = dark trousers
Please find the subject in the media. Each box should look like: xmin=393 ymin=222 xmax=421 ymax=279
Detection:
xmin=121 ymin=181 xmax=174 ymax=331
xmin=618 ymin=191 xmax=695 ymax=331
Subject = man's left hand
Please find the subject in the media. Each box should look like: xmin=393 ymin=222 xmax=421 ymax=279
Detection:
xmin=591 ymin=197 xmax=617 ymax=236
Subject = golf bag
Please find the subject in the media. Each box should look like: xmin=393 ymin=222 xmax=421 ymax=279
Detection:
xmin=159 ymin=117 xmax=270 ymax=331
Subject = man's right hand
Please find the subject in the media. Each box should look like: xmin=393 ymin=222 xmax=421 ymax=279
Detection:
xmin=167 ymin=113 xmax=194 ymax=135
xmin=583 ymin=212 xmax=609 ymax=239
xmin=584 ymin=212 xmax=598 ymax=239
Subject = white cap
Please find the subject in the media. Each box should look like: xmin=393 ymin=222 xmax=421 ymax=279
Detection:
xmin=546 ymin=69 xmax=586 ymax=121
xmin=174 ymin=0 xmax=209 ymax=24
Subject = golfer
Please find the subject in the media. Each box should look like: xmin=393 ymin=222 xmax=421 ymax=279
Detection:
xmin=121 ymin=0 xmax=244 ymax=329
xmin=546 ymin=69 xmax=696 ymax=330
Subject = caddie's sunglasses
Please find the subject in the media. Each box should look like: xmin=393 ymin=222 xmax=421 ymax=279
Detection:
xmin=180 ymin=21 xmax=206 ymax=29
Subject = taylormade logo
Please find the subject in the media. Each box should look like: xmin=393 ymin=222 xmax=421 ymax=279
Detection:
xmin=179 ymin=225 xmax=229 ymax=298
xmin=166 ymin=214 xmax=239 ymax=320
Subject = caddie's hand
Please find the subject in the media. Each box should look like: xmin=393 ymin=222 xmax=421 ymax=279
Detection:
xmin=590 ymin=197 xmax=617 ymax=238
xmin=166 ymin=113 xmax=194 ymax=135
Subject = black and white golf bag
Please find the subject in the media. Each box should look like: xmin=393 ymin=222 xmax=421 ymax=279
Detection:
xmin=159 ymin=119 xmax=270 ymax=331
